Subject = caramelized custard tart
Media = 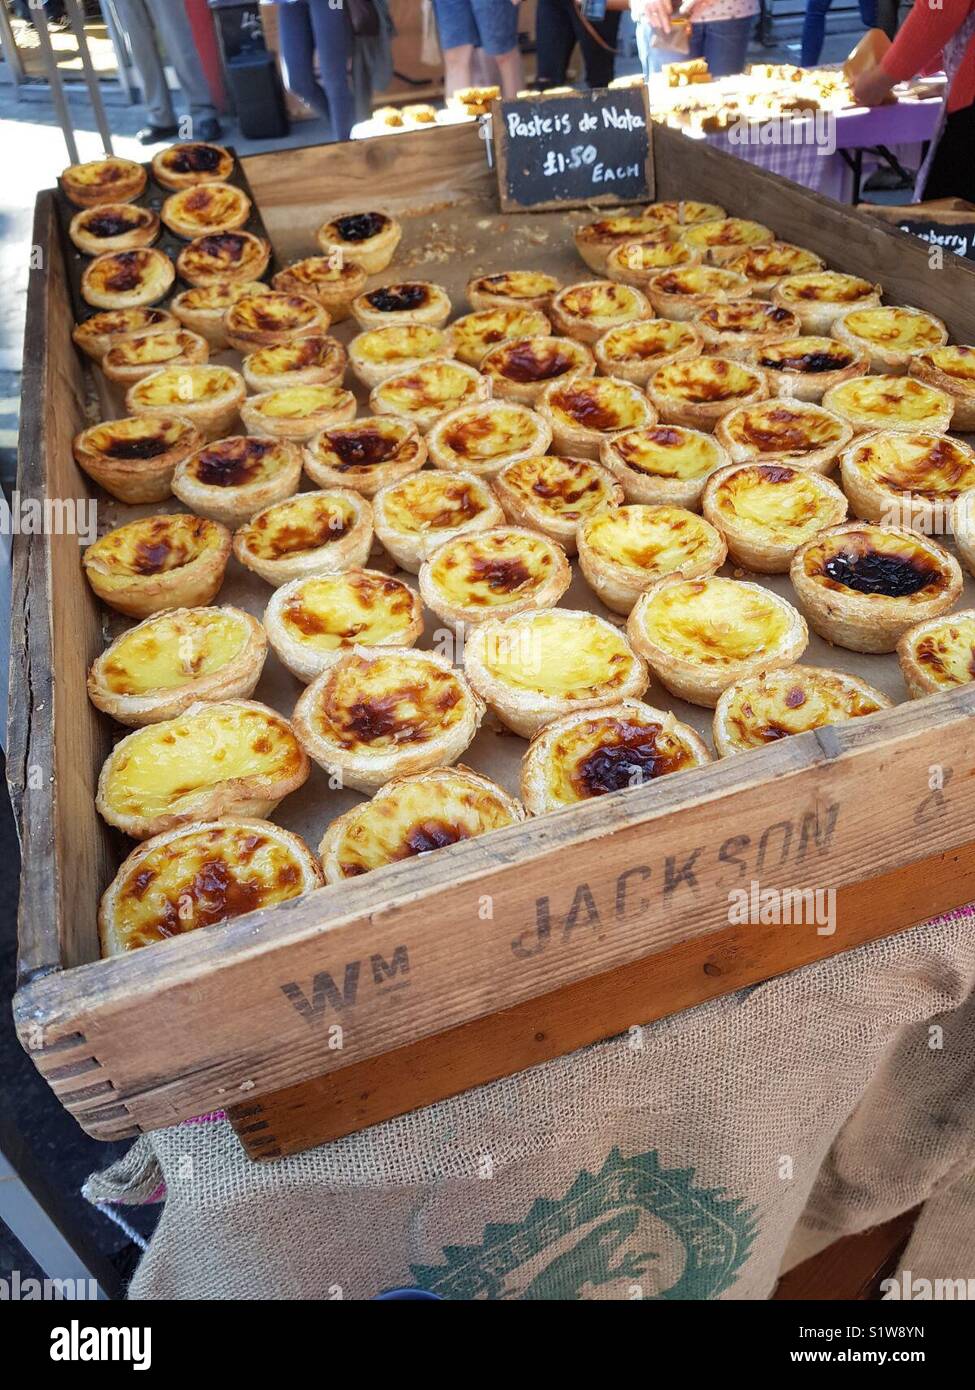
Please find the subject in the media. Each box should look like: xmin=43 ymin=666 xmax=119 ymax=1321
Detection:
xmin=750 ymin=335 xmax=867 ymax=401
xmin=72 ymin=306 xmax=177 ymax=362
xmin=224 ymin=291 xmax=330 ymax=352
xmin=466 ymin=270 xmax=561 ymax=313
xmin=73 ymin=413 xmax=201 ymax=504
xmin=593 ymin=318 xmax=700 ymax=386
xmin=242 ymin=335 xmax=347 ymax=393
xmin=172 ymin=435 xmax=303 ymax=525
xmin=239 ymin=383 xmax=357 ymax=442
xmin=832 ymin=305 xmax=948 ymax=374
xmin=351 ymin=280 xmax=451 ymax=330
xmin=101 ymin=328 xmax=209 ymax=386
xmin=679 ymin=216 xmax=773 ymax=265
xmin=272 ymin=256 xmax=367 ymax=324
xmin=521 ymin=700 xmax=710 ymax=814
xmin=715 ymin=398 xmax=852 ymax=473
xmin=790 ymin=522 xmax=963 ymax=652
xmin=99 ymin=818 xmax=322 ymax=955
xmin=600 ymin=423 xmax=728 ymax=509
xmin=151 ymin=142 xmax=235 ymax=190
xmin=81 ymin=247 xmax=175 ymax=309
xmin=549 ymin=280 xmax=651 ymax=344
xmin=82 ymin=513 xmax=231 ymax=616
xmin=315 ymin=210 xmax=402 ymax=274
xmin=478 ymin=335 xmax=592 ymax=404
xmin=840 ymin=430 xmax=975 ymax=531
xmin=702 ymin=461 xmax=848 ymax=573
xmin=493 ymin=453 xmax=623 ymax=553
xmin=725 ymin=242 xmax=826 ymax=298
xmin=370 ymin=359 xmax=490 ymax=433
xmin=538 ymin=374 xmax=655 ymax=458
xmin=645 ymin=265 xmax=751 ymax=321
xmin=771 ymin=271 xmax=882 ymax=333
xmin=821 ymin=375 xmax=954 ymax=436
xmin=578 ymin=503 xmax=727 ymax=613
xmin=647 ymin=357 xmax=768 ymax=431
xmin=126 ymin=363 xmax=246 ymax=440
xmin=909 ymin=345 xmax=975 ymax=430
xmin=713 ymin=665 xmax=890 ymax=756
xmin=318 ymin=766 xmax=523 ymax=883
xmin=897 ymin=610 xmax=975 ymax=697
xmin=427 ymin=399 xmax=552 ymax=478
xmin=161 ymin=182 xmax=251 ymax=239
xmin=348 ymin=323 xmax=456 ymax=388
xmin=169 ymin=280 xmax=272 ymax=348
xmin=693 ymin=300 xmax=800 ymax=359
xmin=61 ymin=156 xmax=146 ymax=208
xmin=450 ymin=306 xmax=552 ymax=367
xmin=293 ymin=647 xmax=484 ymax=792
xmin=419 ymin=526 xmax=571 ymax=628
xmin=69 ymin=202 xmax=159 ymax=256
xmin=176 ymin=230 xmax=271 ymax=286
xmin=304 ymin=416 xmax=426 ymax=496
xmin=264 ymin=569 xmax=423 ymax=682
xmin=233 ymin=488 xmax=373 ymax=586
xmin=372 ymin=469 xmax=504 ymax=572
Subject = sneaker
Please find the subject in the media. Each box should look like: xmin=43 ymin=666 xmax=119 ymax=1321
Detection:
xmin=195 ymin=118 xmax=223 ymax=142
xmin=136 ymin=124 xmax=179 ymax=146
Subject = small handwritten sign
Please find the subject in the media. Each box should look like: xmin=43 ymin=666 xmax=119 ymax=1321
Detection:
xmin=894 ymin=218 xmax=975 ymax=262
xmin=492 ymin=86 xmax=654 ymax=213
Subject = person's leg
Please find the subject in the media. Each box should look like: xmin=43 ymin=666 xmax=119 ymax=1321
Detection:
xmin=535 ymin=0 xmax=576 ymax=89
xmin=471 ymin=0 xmax=522 ymax=98
xmin=433 ymin=0 xmax=478 ymax=95
xmin=570 ymin=4 xmax=622 ymax=88
xmin=921 ymin=103 xmax=975 ymax=202
xmin=275 ymin=1 xmax=326 ymax=113
xmin=698 ymin=14 xmax=754 ymax=78
xmin=307 ymin=0 xmax=355 ymax=141
xmin=112 ymin=0 xmax=176 ymax=129
xmin=800 ymin=0 xmax=833 ymax=67
xmin=858 ymin=0 xmax=878 ymax=29
xmin=143 ymin=0 xmax=217 ymax=126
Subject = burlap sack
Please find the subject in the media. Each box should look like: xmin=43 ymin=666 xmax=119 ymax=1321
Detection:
xmin=85 ymin=911 xmax=975 ymax=1300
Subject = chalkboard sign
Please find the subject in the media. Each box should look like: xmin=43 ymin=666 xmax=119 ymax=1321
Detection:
xmin=894 ymin=219 xmax=975 ymax=263
xmin=492 ymin=86 xmax=654 ymax=213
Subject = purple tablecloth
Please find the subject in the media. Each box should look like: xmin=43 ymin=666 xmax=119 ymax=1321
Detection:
xmin=703 ymin=98 xmax=943 ymax=203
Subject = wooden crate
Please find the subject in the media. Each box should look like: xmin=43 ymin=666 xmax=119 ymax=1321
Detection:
xmin=11 ymin=123 xmax=975 ymax=1159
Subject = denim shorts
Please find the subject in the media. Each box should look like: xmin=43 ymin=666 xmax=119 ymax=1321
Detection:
xmin=433 ymin=0 xmax=520 ymax=56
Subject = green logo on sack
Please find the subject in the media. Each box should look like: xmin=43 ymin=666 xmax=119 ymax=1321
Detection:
xmin=410 ymin=1148 xmax=756 ymax=1300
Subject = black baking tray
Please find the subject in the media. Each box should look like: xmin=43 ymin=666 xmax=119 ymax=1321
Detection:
xmin=53 ymin=145 xmax=281 ymax=327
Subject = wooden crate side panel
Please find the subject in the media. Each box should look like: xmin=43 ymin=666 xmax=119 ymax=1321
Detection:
xmin=652 ymin=126 xmax=975 ymax=342
xmin=228 ymin=842 xmax=975 ymax=1158
xmin=15 ymin=686 xmax=975 ymax=1138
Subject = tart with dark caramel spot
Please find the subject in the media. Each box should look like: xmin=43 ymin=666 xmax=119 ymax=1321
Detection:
xmin=493 ymin=453 xmax=622 ymax=553
xmin=750 ymin=334 xmax=866 ymax=402
xmin=73 ymin=413 xmax=201 ymax=504
xmin=539 ymin=374 xmax=655 ymax=459
xmin=70 ymin=202 xmax=160 ymax=256
xmin=233 ymin=487 xmax=373 ymax=587
xmin=713 ymin=666 xmax=890 ymax=756
xmin=315 ymin=210 xmax=401 ymax=274
xmin=304 ymin=415 xmax=426 ymax=497
xmin=351 ymin=280 xmax=451 ymax=330
xmin=82 ymin=512 xmax=231 ymax=617
xmin=479 ymin=335 xmax=592 ymax=404
xmin=419 ymin=525 xmax=571 ymax=628
xmin=790 ymin=522 xmax=962 ymax=653
xmin=172 ymin=435 xmax=303 ymax=525
xmin=897 ymin=609 xmax=975 ymax=697
xmin=151 ymin=142 xmax=234 ymax=190
xmin=715 ymin=398 xmax=852 ymax=474
xmin=81 ymin=247 xmax=175 ymax=310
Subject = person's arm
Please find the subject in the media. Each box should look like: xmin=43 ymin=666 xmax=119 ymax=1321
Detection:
xmin=881 ymin=0 xmax=972 ymax=84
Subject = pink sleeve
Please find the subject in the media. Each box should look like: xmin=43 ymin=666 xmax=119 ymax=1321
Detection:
xmin=880 ymin=0 xmax=973 ymax=84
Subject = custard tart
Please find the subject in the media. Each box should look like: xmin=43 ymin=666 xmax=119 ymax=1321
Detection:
xmin=464 ymin=607 xmax=649 ymax=738
xmin=627 ymin=575 xmax=808 ymax=707
xmin=72 ymin=306 xmax=177 ymax=362
xmin=351 ymin=281 xmax=451 ymax=330
xmin=233 ymin=487 xmax=373 ymax=586
xmin=694 ymin=300 xmax=800 ymax=360
xmin=832 ymin=305 xmax=948 ymax=374
xmin=81 ymin=248 xmax=175 ymax=309
xmin=264 ymin=568 xmax=423 ymax=682
xmin=646 ymin=266 xmax=751 ymax=321
xmin=315 ymin=211 xmax=402 ymax=274
xmin=643 ymin=199 xmax=725 ymax=226
xmin=172 ymin=435 xmax=303 ymax=525
xmin=224 ymin=291 xmax=330 ymax=352
xmin=318 ymin=766 xmax=523 ymax=883
xmin=702 ymin=461 xmax=848 ymax=573
xmin=821 ymin=375 xmax=954 ymax=437
xmin=240 ymin=383 xmax=357 ymax=442
xmin=751 ymin=335 xmax=867 ymax=402
xmin=521 ymin=699 xmax=710 ymax=814
xmin=99 ymin=817 xmax=322 ymax=955
xmin=950 ymin=490 xmax=975 ymax=578
xmin=478 ymin=335 xmax=593 ymax=404
xmin=538 ymin=374 xmax=654 ymax=459
xmin=593 ymin=318 xmax=700 ymax=387
xmin=242 ymin=335 xmax=347 ymax=394
xmin=419 ymin=526 xmax=570 ymax=629
xmin=790 ymin=522 xmax=963 ymax=653
xmin=272 ymin=257 xmax=367 ymax=324
xmin=96 ymin=699 xmax=309 ymax=839
xmin=909 ymin=346 xmax=975 ymax=430
xmin=169 ymin=280 xmax=272 ymax=348
xmin=771 ymin=272 xmax=882 ymax=333
xmin=304 ymin=416 xmax=425 ymax=497
xmin=549 ymin=280 xmax=651 ymax=345
xmin=373 ymin=469 xmax=504 ymax=573
xmin=161 ymin=182 xmax=251 ymax=240
xmin=604 ymin=237 xmax=700 ymax=287
xmin=88 ymin=605 xmax=267 ymax=726
xmin=102 ymin=328 xmax=209 ymax=386
xmin=713 ymin=665 xmax=891 ymax=756
xmin=450 ymin=306 xmax=552 ymax=367
xmin=427 ymin=399 xmax=552 ymax=478
xmin=679 ymin=216 xmax=773 ymax=266
xmin=176 ymin=230 xmax=271 ymax=287
xmin=151 ymin=142 xmax=235 ymax=190
xmin=725 ymin=242 xmax=826 ymax=298
xmin=348 ymin=323 xmax=456 ymax=389
xmin=840 ymin=430 xmax=975 ymax=532
xmin=127 ymin=363 xmax=246 ymax=440
xmin=69 ymin=202 xmax=159 ymax=256
xmin=61 ymin=156 xmax=146 ymax=208
xmin=579 ymin=503 xmax=727 ymax=614
xmin=83 ymin=513 xmax=231 ymax=617
xmin=715 ymin=398 xmax=853 ymax=473
xmin=73 ymin=414 xmax=200 ymax=505
xmin=574 ymin=213 xmax=681 ymax=273
xmin=600 ymin=423 xmax=729 ymax=509
xmin=370 ymin=359 xmax=490 ymax=433
xmin=466 ymin=270 xmax=561 ymax=313
xmin=493 ymin=453 xmax=622 ymax=553
xmin=293 ymin=647 xmax=483 ymax=792
xmin=897 ymin=610 xmax=975 ymax=697
xmin=647 ymin=357 xmax=768 ymax=431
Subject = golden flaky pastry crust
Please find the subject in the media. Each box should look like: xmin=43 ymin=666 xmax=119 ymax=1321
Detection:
xmin=702 ymin=461 xmax=848 ymax=573
xmin=233 ymin=487 xmax=373 ymax=586
xmin=372 ymin=469 xmax=504 ymax=572
xmin=82 ymin=512 xmax=232 ymax=617
xmin=73 ymin=413 xmax=201 ymax=504
xmin=172 ymin=434 xmax=303 ymax=525
xmin=418 ymin=525 xmax=571 ymax=628
xmin=712 ymin=665 xmax=891 ymax=756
